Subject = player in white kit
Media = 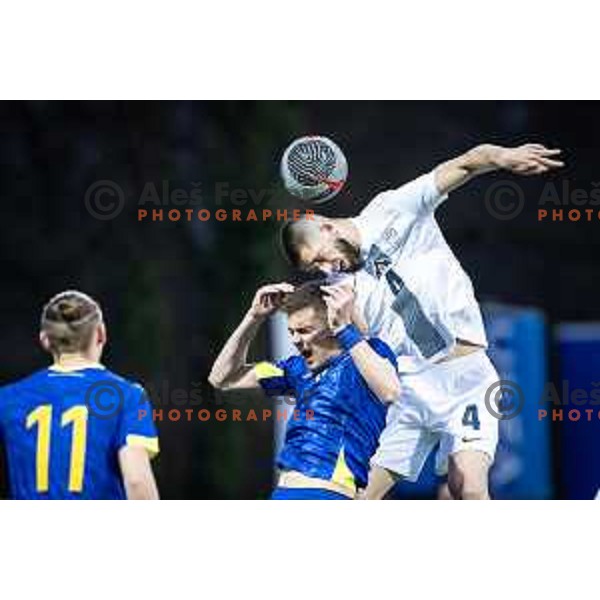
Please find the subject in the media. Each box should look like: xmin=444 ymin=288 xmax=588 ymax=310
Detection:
xmin=279 ymin=143 xmax=563 ymax=499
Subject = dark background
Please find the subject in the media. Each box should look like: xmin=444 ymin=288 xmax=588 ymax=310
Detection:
xmin=0 ymin=101 xmax=597 ymax=498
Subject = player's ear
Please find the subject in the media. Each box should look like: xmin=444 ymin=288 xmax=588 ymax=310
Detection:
xmin=39 ymin=331 xmax=51 ymax=353
xmin=96 ymin=322 xmax=107 ymax=347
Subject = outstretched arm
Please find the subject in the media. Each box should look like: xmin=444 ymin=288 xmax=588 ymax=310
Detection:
xmin=208 ymin=282 xmax=294 ymax=391
xmin=434 ymin=143 xmax=564 ymax=196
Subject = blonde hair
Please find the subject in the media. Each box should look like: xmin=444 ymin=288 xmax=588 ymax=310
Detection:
xmin=40 ymin=290 xmax=103 ymax=355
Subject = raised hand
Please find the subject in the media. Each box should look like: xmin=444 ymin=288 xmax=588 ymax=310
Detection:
xmin=249 ymin=283 xmax=295 ymax=319
xmin=321 ymin=281 xmax=355 ymax=331
xmin=496 ymin=143 xmax=564 ymax=175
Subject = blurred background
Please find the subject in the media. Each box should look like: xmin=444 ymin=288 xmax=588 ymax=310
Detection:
xmin=1 ymin=100 xmax=598 ymax=499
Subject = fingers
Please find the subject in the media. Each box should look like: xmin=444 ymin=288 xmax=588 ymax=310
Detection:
xmin=539 ymin=149 xmax=562 ymax=156
xmin=321 ymin=286 xmax=352 ymax=308
xmin=523 ymin=143 xmax=562 ymax=156
xmin=321 ymin=282 xmax=354 ymax=331
xmin=322 ymin=294 xmax=335 ymax=310
xmin=322 ymin=294 xmax=337 ymax=326
xmin=321 ymin=286 xmax=343 ymax=307
xmin=253 ymin=282 xmax=295 ymax=315
xmin=521 ymin=158 xmax=564 ymax=174
xmin=320 ymin=285 xmax=340 ymax=298
xmin=515 ymin=145 xmax=565 ymax=175
xmin=535 ymin=156 xmax=565 ymax=168
xmin=321 ymin=288 xmax=343 ymax=309
xmin=514 ymin=161 xmax=548 ymax=175
xmin=260 ymin=282 xmax=295 ymax=295
xmin=257 ymin=283 xmax=294 ymax=302
xmin=261 ymin=294 xmax=282 ymax=312
xmin=260 ymin=294 xmax=275 ymax=310
xmin=320 ymin=281 xmax=354 ymax=297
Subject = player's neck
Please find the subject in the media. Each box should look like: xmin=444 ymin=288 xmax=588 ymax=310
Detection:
xmin=310 ymin=347 xmax=342 ymax=371
xmin=51 ymin=353 xmax=103 ymax=371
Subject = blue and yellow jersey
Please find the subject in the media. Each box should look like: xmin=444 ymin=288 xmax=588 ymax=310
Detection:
xmin=0 ymin=364 xmax=158 ymax=499
xmin=255 ymin=338 xmax=394 ymax=491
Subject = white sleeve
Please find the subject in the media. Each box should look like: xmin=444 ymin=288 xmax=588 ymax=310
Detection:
xmin=365 ymin=171 xmax=448 ymax=219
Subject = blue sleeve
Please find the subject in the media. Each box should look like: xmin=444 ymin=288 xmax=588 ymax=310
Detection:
xmin=116 ymin=384 xmax=159 ymax=458
xmin=367 ymin=338 xmax=398 ymax=369
xmin=254 ymin=357 xmax=296 ymax=397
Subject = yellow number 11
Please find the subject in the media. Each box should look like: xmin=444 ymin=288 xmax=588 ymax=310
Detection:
xmin=25 ymin=405 xmax=89 ymax=493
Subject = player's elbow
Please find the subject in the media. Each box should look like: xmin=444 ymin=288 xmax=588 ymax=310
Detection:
xmin=377 ymin=382 xmax=401 ymax=404
xmin=125 ymin=474 xmax=159 ymax=500
xmin=208 ymin=367 xmax=228 ymax=390
xmin=208 ymin=371 xmax=222 ymax=390
xmin=119 ymin=446 xmax=159 ymax=500
xmin=208 ymin=373 xmax=235 ymax=392
xmin=379 ymin=388 xmax=400 ymax=404
xmin=209 ymin=366 xmax=245 ymax=392
xmin=126 ymin=482 xmax=157 ymax=500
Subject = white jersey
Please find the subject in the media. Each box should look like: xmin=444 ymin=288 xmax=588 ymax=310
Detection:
xmin=351 ymin=171 xmax=487 ymax=373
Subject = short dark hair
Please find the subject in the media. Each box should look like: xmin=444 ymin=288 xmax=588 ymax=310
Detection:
xmin=278 ymin=217 xmax=319 ymax=268
xmin=281 ymin=280 xmax=327 ymax=317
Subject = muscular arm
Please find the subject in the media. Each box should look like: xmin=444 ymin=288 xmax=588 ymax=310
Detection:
xmin=208 ymin=311 xmax=265 ymax=391
xmin=434 ymin=143 xmax=564 ymax=196
xmin=348 ymin=340 xmax=400 ymax=404
xmin=208 ymin=282 xmax=294 ymax=392
xmin=322 ymin=283 xmax=400 ymax=404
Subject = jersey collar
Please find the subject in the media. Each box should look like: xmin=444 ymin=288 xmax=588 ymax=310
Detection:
xmin=48 ymin=362 xmax=106 ymax=373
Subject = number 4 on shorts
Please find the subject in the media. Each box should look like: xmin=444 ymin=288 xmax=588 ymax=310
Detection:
xmin=462 ymin=404 xmax=481 ymax=430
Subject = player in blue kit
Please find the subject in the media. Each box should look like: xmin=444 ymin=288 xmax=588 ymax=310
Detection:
xmin=0 ymin=290 xmax=159 ymax=499
xmin=209 ymin=280 xmax=400 ymax=499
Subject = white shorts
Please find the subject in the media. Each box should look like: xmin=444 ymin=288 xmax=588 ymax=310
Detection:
xmin=371 ymin=350 xmax=499 ymax=482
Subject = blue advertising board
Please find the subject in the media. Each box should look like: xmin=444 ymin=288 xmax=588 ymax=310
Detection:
xmin=557 ymin=324 xmax=600 ymax=499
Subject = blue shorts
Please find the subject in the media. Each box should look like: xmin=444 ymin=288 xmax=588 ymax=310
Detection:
xmin=271 ymin=487 xmax=351 ymax=500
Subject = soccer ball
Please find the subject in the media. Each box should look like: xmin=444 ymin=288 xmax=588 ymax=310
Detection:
xmin=280 ymin=136 xmax=348 ymax=204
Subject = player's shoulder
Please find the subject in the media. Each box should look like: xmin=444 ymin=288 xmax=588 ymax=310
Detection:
xmin=357 ymin=172 xmax=438 ymax=217
xmin=97 ymin=367 xmax=146 ymax=396
xmin=355 ymin=187 xmax=397 ymax=219
xmin=277 ymin=355 xmax=307 ymax=377
xmin=0 ymin=368 xmax=51 ymax=395
xmin=272 ymin=355 xmax=310 ymax=388
xmin=85 ymin=368 xmax=150 ymax=417
xmin=0 ymin=369 xmax=53 ymax=418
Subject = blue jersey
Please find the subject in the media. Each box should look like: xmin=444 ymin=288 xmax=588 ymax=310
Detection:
xmin=0 ymin=365 xmax=159 ymax=499
xmin=256 ymin=338 xmax=394 ymax=491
